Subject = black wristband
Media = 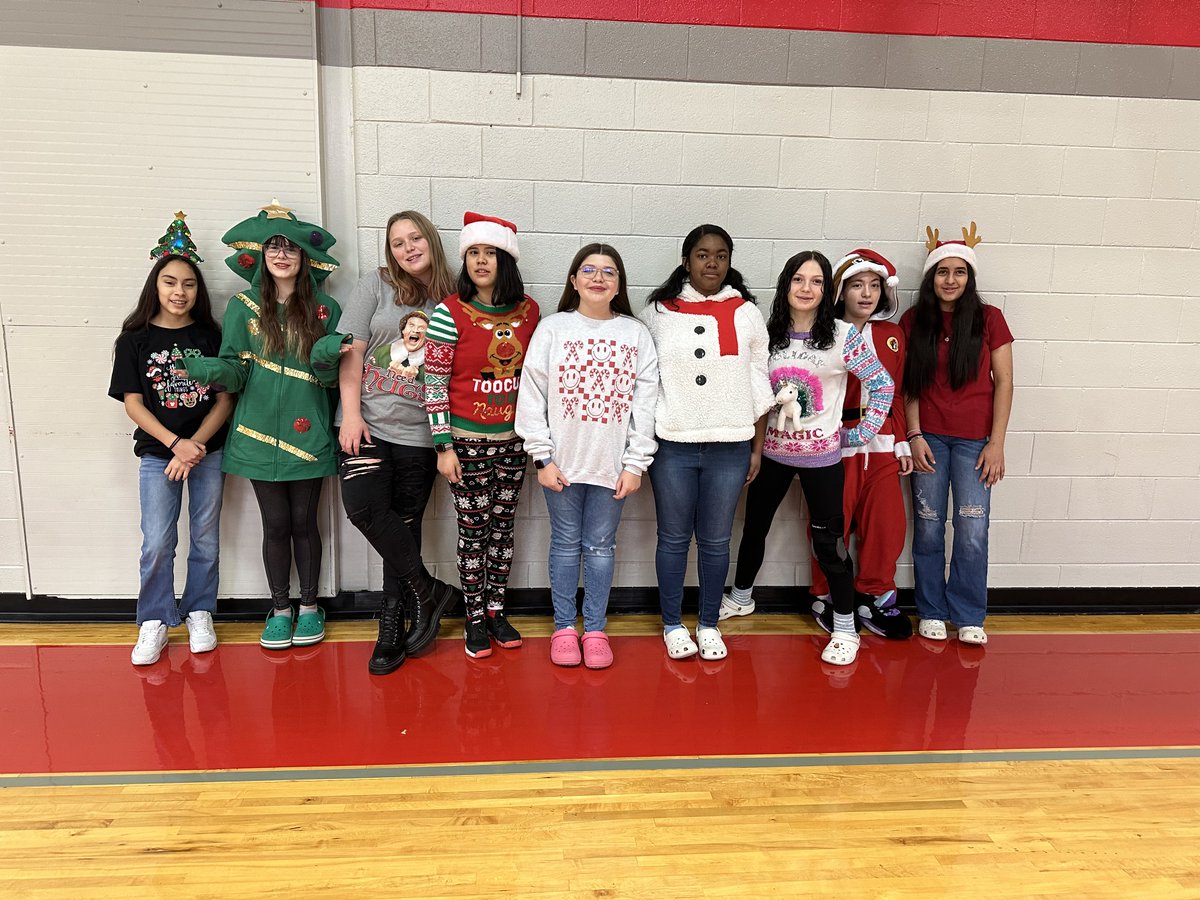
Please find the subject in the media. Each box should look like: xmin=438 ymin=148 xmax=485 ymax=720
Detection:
xmin=435 ymin=442 xmax=453 ymax=454
xmin=168 ymin=436 xmax=181 ymax=450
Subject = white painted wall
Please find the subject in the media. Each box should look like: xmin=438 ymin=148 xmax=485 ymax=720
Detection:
xmin=351 ymin=66 xmax=1200 ymax=591
xmin=0 ymin=41 xmax=338 ymax=598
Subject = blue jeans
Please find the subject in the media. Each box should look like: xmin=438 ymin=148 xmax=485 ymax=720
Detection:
xmin=650 ymin=439 xmax=751 ymax=629
xmin=137 ymin=450 xmax=225 ymax=626
xmin=910 ymin=433 xmax=990 ymax=628
xmin=543 ymin=482 xmax=626 ymax=632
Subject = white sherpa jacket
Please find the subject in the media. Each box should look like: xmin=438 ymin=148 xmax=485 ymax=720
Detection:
xmin=638 ymin=282 xmax=773 ymax=443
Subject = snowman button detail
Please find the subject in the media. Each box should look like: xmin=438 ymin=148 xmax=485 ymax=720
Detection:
xmin=695 ymin=375 xmax=707 ymax=386
xmin=694 ymin=348 xmax=705 ymax=359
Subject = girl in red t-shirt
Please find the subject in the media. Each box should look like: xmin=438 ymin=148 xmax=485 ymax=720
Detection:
xmin=900 ymin=224 xmax=1013 ymax=646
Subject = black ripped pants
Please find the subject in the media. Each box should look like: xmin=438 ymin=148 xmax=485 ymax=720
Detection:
xmin=250 ymin=477 xmax=325 ymax=610
xmin=733 ymin=456 xmax=854 ymax=616
xmin=338 ymin=438 xmax=437 ymax=599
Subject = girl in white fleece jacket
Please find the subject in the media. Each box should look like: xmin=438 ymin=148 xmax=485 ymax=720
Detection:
xmin=516 ymin=243 xmax=659 ymax=670
xmin=638 ymin=224 xmax=774 ymax=663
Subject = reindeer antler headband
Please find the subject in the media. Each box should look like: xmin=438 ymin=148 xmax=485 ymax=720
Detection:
xmin=923 ymin=220 xmax=982 ymax=276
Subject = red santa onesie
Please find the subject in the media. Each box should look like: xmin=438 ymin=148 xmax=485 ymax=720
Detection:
xmin=810 ymin=249 xmax=913 ymax=640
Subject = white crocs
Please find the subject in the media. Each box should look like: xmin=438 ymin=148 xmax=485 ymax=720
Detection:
xmin=957 ymin=626 xmax=988 ymax=645
xmin=695 ymin=626 xmax=728 ymax=660
xmin=718 ymin=594 xmax=755 ymax=621
xmin=918 ymin=618 xmax=948 ymax=640
xmin=821 ymin=631 xmax=860 ymax=666
xmin=664 ymin=627 xmax=698 ymax=660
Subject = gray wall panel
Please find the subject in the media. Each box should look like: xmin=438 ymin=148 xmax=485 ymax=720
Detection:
xmin=1 ymin=0 xmax=315 ymax=59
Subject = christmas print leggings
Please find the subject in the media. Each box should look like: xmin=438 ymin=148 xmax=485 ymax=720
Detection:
xmin=449 ymin=437 xmax=527 ymax=621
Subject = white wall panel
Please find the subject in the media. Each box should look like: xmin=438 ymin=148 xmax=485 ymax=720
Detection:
xmin=0 ymin=41 xmax=330 ymax=599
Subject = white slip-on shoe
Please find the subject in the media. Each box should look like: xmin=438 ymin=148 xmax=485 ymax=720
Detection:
xmin=718 ymin=594 xmax=755 ymax=621
xmin=957 ymin=626 xmax=988 ymax=645
xmin=820 ymin=631 xmax=861 ymax=666
xmin=695 ymin=626 xmax=728 ymax=660
xmin=918 ymin=618 xmax=948 ymax=641
xmin=663 ymin=627 xmax=698 ymax=660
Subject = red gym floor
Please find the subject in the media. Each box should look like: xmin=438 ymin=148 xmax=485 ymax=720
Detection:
xmin=4 ymin=629 xmax=1199 ymax=778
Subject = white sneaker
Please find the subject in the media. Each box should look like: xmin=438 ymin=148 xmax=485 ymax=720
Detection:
xmin=186 ymin=611 xmax=218 ymax=653
xmin=131 ymin=620 xmax=168 ymax=665
xmin=718 ymin=594 xmax=755 ymax=621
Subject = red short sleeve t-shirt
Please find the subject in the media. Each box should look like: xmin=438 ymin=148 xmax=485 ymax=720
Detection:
xmin=900 ymin=304 xmax=1013 ymax=440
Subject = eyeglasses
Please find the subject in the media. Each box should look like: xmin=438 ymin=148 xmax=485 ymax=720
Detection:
xmin=264 ymin=242 xmax=300 ymax=258
xmin=579 ymin=265 xmax=618 ymax=281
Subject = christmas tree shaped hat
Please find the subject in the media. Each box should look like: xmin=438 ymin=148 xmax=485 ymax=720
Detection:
xmin=223 ymin=199 xmax=339 ymax=285
xmin=151 ymin=211 xmax=203 ymax=264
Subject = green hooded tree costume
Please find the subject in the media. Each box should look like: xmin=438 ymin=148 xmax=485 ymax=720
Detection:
xmin=184 ymin=200 xmax=348 ymax=481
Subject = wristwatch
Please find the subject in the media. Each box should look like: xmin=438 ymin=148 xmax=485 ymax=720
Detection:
xmin=435 ymin=442 xmax=454 ymax=454
xmin=533 ymin=457 xmax=553 ymax=469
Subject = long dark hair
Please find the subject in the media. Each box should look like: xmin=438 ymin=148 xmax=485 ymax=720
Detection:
xmin=903 ymin=265 xmax=985 ymax=397
xmin=558 ymin=243 xmax=632 ymax=316
xmin=645 ymin=224 xmax=756 ymax=306
xmin=766 ymin=251 xmax=836 ymax=353
xmin=119 ymin=256 xmax=216 ymax=338
xmin=456 ymin=248 xmax=525 ymax=307
xmin=381 ymin=210 xmax=456 ymax=307
xmin=257 ymin=247 xmax=325 ymax=364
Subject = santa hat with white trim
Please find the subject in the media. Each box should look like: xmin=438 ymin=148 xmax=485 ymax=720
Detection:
xmin=832 ymin=248 xmax=900 ymax=320
xmin=922 ymin=221 xmax=981 ymax=277
xmin=459 ymin=211 xmax=520 ymax=262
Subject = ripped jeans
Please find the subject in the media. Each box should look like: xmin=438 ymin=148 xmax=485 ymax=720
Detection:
xmin=910 ymin=433 xmax=991 ymax=628
xmin=338 ymin=439 xmax=437 ymax=599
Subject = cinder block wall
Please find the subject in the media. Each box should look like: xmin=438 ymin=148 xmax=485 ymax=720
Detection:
xmin=344 ymin=6 xmax=1200 ymax=594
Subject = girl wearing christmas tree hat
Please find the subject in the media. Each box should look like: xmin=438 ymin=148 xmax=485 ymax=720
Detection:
xmin=183 ymin=200 xmax=349 ymax=651
xmin=110 ymin=212 xmax=234 ymax=666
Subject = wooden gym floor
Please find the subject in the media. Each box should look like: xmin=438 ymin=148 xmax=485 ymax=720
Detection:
xmin=1 ymin=614 xmax=1199 ymax=897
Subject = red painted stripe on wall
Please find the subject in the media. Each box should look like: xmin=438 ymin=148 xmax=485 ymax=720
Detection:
xmin=311 ymin=0 xmax=1200 ymax=48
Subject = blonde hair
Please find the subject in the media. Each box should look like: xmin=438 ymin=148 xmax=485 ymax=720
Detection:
xmin=381 ymin=211 xmax=456 ymax=306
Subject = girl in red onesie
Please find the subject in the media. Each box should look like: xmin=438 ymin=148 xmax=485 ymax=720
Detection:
xmin=808 ymin=249 xmax=914 ymax=640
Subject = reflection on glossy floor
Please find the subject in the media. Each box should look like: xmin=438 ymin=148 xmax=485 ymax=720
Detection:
xmin=2 ymin=614 xmax=1199 ymax=897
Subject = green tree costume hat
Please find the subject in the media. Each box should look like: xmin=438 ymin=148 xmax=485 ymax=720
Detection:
xmin=223 ymin=199 xmax=339 ymax=285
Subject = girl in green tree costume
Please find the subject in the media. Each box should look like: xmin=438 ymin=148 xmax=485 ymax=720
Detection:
xmin=183 ymin=200 xmax=348 ymax=650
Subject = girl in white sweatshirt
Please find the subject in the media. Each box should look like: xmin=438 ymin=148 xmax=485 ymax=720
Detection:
xmin=516 ymin=243 xmax=659 ymax=669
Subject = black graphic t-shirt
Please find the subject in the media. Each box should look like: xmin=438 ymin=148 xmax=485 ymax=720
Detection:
xmin=108 ymin=322 xmax=229 ymax=458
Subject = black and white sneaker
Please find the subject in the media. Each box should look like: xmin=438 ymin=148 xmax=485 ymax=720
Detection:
xmin=486 ymin=611 xmax=523 ymax=648
xmin=857 ymin=590 xmax=913 ymax=640
xmin=464 ymin=617 xmax=492 ymax=659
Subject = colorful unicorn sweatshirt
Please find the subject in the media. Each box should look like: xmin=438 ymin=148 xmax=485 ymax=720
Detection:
xmin=761 ymin=320 xmax=893 ymax=469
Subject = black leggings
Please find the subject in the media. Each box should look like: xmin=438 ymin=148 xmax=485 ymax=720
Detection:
xmin=733 ymin=456 xmax=854 ymax=616
xmin=250 ymin=478 xmax=324 ymax=609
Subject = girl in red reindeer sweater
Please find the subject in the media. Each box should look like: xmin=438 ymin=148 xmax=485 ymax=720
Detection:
xmin=424 ymin=212 xmax=540 ymax=660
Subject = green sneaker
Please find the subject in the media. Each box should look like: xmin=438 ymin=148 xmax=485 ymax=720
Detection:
xmin=260 ymin=611 xmax=293 ymax=650
xmin=292 ymin=606 xmax=326 ymax=647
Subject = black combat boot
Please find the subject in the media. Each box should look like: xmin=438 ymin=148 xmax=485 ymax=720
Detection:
xmin=368 ymin=594 xmax=406 ymax=675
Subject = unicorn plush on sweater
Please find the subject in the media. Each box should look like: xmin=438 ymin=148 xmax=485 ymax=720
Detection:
xmin=775 ymin=382 xmax=804 ymax=432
